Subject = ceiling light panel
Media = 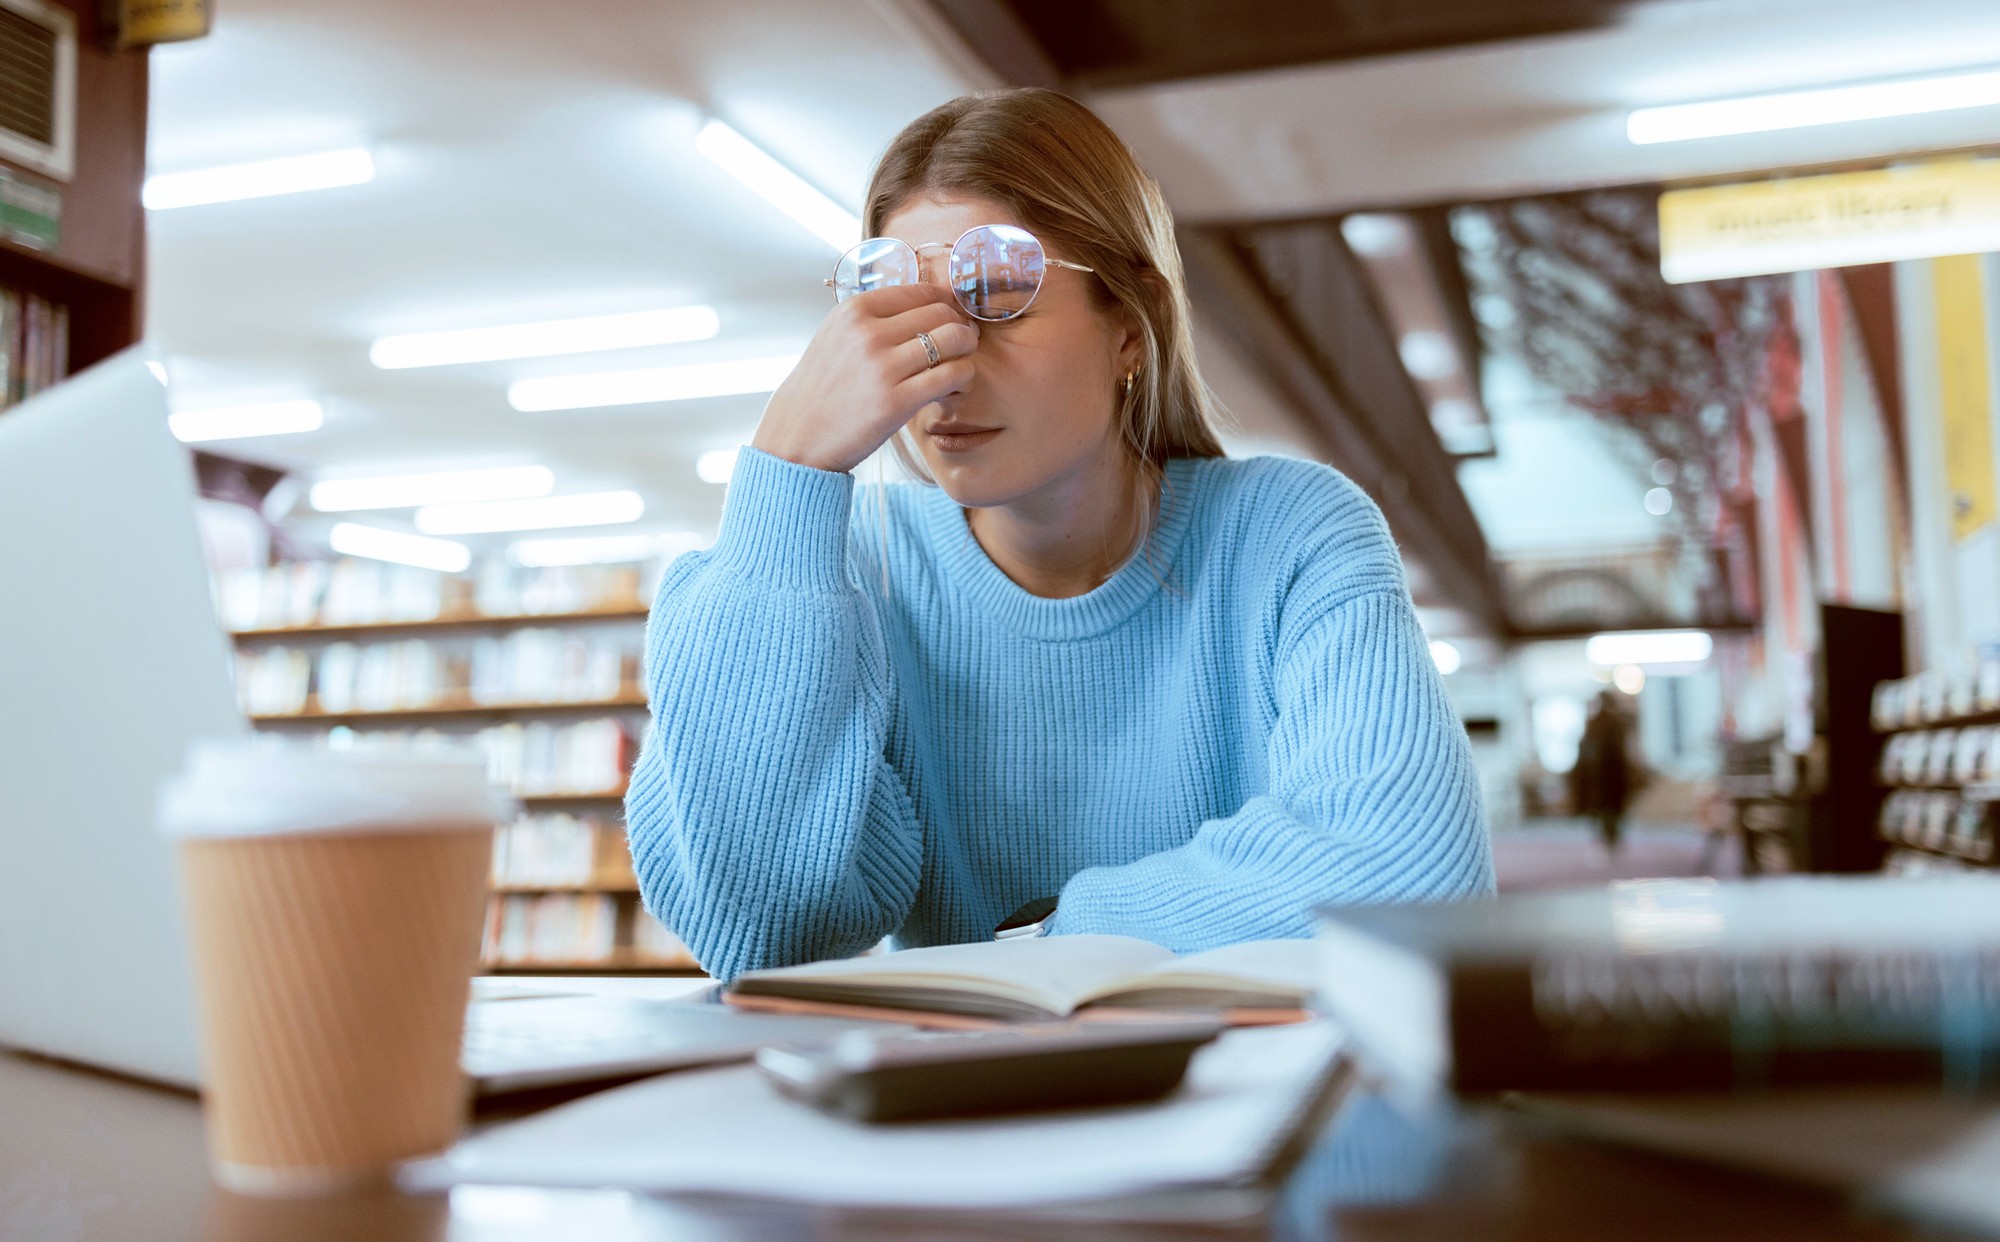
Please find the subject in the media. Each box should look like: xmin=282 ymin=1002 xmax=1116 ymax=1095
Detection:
xmin=369 ymin=306 xmax=721 ymax=370
xmin=415 ymin=491 xmax=645 ymax=535
xmin=1628 ymin=66 xmax=2000 ymax=145
xmin=309 ymin=465 xmax=555 ymax=512
xmin=508 ymin=531 xmax=710 ymax=567
xmin=694 ymin=119 xmax=859 ymax=251
xmin=168 ymin=399 xmax=324 ymax=443
xmin=143 ymin=147 xmax=376 ymax=210
xmin=1583 ymin=630 xmax=1713 ymax=666
xmin=328 ymin=523 xmax=471 ymax=573
xmin=508 ymin=354 xmax=801 ymax=412
xmin=695 ymin=447 xmax=740 ymax=485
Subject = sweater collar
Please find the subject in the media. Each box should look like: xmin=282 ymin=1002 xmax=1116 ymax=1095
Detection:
xmin=921 ymin=457 xmax=1203 ymax=640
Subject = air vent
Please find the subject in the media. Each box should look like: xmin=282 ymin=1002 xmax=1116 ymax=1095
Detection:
xmin=0 ymin=0 xmax=71 ymax=181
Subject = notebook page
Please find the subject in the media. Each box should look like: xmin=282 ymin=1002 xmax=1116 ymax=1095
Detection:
xmin=1079 ymin=940 xmax=1321 ymax=1006
xmin=735 ymin=935 xmax=1176 ymax=1015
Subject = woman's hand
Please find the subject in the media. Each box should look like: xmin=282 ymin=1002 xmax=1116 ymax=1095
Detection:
xmin=752 ymin=282 xmax=978 ymax=474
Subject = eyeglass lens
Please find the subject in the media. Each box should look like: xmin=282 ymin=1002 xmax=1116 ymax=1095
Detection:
xmin=830 ymin=225 xmax=1049 ymax=322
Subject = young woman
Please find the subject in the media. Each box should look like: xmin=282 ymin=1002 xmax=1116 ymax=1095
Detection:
xmin=627 ymin=88 xmax=1492 ymax=981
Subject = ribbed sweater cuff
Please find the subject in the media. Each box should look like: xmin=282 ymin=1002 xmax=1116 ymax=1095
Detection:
xmin=707 ymin=446 xmax=854 ymax=592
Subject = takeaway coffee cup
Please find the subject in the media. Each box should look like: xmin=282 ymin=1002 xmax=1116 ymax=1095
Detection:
xmin=159 ymin=739 xmax=512 ymax=1195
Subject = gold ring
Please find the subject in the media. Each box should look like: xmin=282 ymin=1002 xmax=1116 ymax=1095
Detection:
xmin=915 ymin=330 xmax=940 ymax=369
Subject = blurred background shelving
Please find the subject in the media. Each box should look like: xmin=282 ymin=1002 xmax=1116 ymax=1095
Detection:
xmin=223 ymin=557 xmax=696 ymax=975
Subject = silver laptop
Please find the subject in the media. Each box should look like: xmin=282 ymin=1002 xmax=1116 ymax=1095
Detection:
xmin=0 ymin=351 xmax=881 ymax=1095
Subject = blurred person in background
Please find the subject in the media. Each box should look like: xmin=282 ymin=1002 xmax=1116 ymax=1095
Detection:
xmin=1575 ymin=690 xmax=1635 ymax=853
xmin=625 ymin=88 xmax=1493 ymax=980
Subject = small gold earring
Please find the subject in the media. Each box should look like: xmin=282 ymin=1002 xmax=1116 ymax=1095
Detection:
xmin=1121 ymin=368 xmax=1138 ymax=398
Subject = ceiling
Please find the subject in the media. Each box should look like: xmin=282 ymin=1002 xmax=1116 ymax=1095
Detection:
xmin=145 ymin=0 xmax=1313 ymax=559
xmin=971 ymin=0 xmax=1682 ymax=89
xmin=1082 ymin=0 xmax=2000 ymax=220
xmin=149 ymin=0 xmax=2000 ymax=640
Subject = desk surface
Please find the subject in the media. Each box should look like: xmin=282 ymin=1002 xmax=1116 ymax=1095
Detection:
xmin=6 ymin=1044 xmax=1983 ymax=1242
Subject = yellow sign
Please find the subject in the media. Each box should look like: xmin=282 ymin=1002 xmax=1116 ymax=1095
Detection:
xmin=109 ymin=0 xmax=211 ymax=49
xmin=1658 ymin=160 xmax=2000 ymax=284
xmin=1933 ymin=254 xmax=1997 ymax=542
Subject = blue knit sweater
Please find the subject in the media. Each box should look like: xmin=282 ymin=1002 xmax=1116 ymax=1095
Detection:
xmin=626 ymin=447 xmax=1493 ymax=981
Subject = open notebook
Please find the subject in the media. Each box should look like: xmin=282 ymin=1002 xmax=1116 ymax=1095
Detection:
xmin=728 ymin=935 xmax=1320 ymax=1022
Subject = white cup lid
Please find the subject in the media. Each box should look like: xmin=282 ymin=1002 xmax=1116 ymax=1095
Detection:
xmin=158 ymin=737 xmax=516 ymax=839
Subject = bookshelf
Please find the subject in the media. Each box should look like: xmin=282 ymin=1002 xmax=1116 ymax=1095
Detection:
xmin=0 ymin=0 xmax=149 ymax=409
xmin=231 ymin=604 xmax=651 ymax=642
xmin=1870 ymin=666 xmax=2000 ymax=875
xmin=247 ymin=687 xmax=650 ymax=726
xmin=226 ymin=558 xmax=699 ymax=975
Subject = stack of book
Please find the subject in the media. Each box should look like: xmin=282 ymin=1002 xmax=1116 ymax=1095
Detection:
xmin=1314 ymin=875 xmax=2000 ymax=1093
xmin=0 ymin=287 xmax=68 ymax=410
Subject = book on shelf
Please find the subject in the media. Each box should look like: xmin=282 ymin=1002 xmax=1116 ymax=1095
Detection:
xmin=305 ymin=722 xmax=634 ymax=799
xmin=729 ymin=936 xmax=1318 ymax=1022
xmin=0 ymin=286 xmax=69 ymax=411
xmin=481 ymin=891 xmax=691 ymax=968
xmin=485 ymin=892 xmax=618 ymax=965
xmin=1883 ymin=848 xmax=1986 ymax=876
xmin=475 ymin=560 xmax=654 ymax=619
xmin=1314 ymin=875 xmax=2000 ymax=1094
xmin=235 ymin=629 xmax=640 ymax=715
xmin=482 ymin=719 xmax=633 ymax=796
xmin=216 ymin=557 xmax=659 ymax=633
xmin=491 ymin=813 xmax=636 ymax=890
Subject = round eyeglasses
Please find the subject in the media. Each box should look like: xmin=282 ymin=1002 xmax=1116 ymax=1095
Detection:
xmin=824 ymin=224 xmax=1094 ymax=322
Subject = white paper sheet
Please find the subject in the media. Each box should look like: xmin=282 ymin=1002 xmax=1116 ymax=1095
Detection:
xmin=406 ymin=1022 xmax=1345 ymax=1209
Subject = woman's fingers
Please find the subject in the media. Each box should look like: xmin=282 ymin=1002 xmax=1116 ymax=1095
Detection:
xmin=850 ymin=280 xmax=959 ymax=321
xmin=898 ymin=321 xmax=979 ymax=376
xmin=893 ymin=356 xmax=975 ymax=410
xmin=878 ymin=298 xmax=972 ymax=343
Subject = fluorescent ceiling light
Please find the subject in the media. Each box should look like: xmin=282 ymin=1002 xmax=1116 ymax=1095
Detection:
xmin=1584 ymin=630 xmax=1713 ymax=667
xmin=144 ymin=147 xmax=375 ymax=210
xmin=168 ymin=399 xmax=323 ymax=443
xmin=309 ymin=465 xmax=555 ymax=513
xmin=695 ymin=119 xmax=859 ymax=251
xmin=508 ymin=354 xmax=801 ymax=412
xmin=1628 ymin=66 xmax=2000 ymax=145
xmin=508 ymin=531 xmax=709 ymax=567
xmin=695 ymin=447 xmax=740 ymax=485
xmin=328 ymin=523 xmax=471 ymax=574
xmin=369 ymin=306 xmax=721 ymax=370
xmin=415 ymin=490 xmax=644 ymax=535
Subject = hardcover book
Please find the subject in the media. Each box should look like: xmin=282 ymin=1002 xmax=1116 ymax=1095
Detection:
xmin=1315 ymin=875 xmax=2000 ymax=1092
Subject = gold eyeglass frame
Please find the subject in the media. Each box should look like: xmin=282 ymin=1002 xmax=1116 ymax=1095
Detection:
xmin=823 ymin=225 xmax=1094 ymax=322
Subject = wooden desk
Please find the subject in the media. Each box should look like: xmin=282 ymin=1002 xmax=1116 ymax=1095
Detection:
xmin=0 ymin=1049 xmax=1982 ymax=1241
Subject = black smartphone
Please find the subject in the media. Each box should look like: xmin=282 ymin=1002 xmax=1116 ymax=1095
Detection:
xmin=753 ymin=1018 xmax=1224 ymax=1123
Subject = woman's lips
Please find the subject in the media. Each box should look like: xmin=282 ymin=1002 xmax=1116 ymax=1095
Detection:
xmin=927 ymin=427 xmax=1002 ymax=452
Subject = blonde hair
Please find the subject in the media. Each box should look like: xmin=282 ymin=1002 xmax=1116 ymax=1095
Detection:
xmin=864 ymin=88 xmax=1225 ymax=497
